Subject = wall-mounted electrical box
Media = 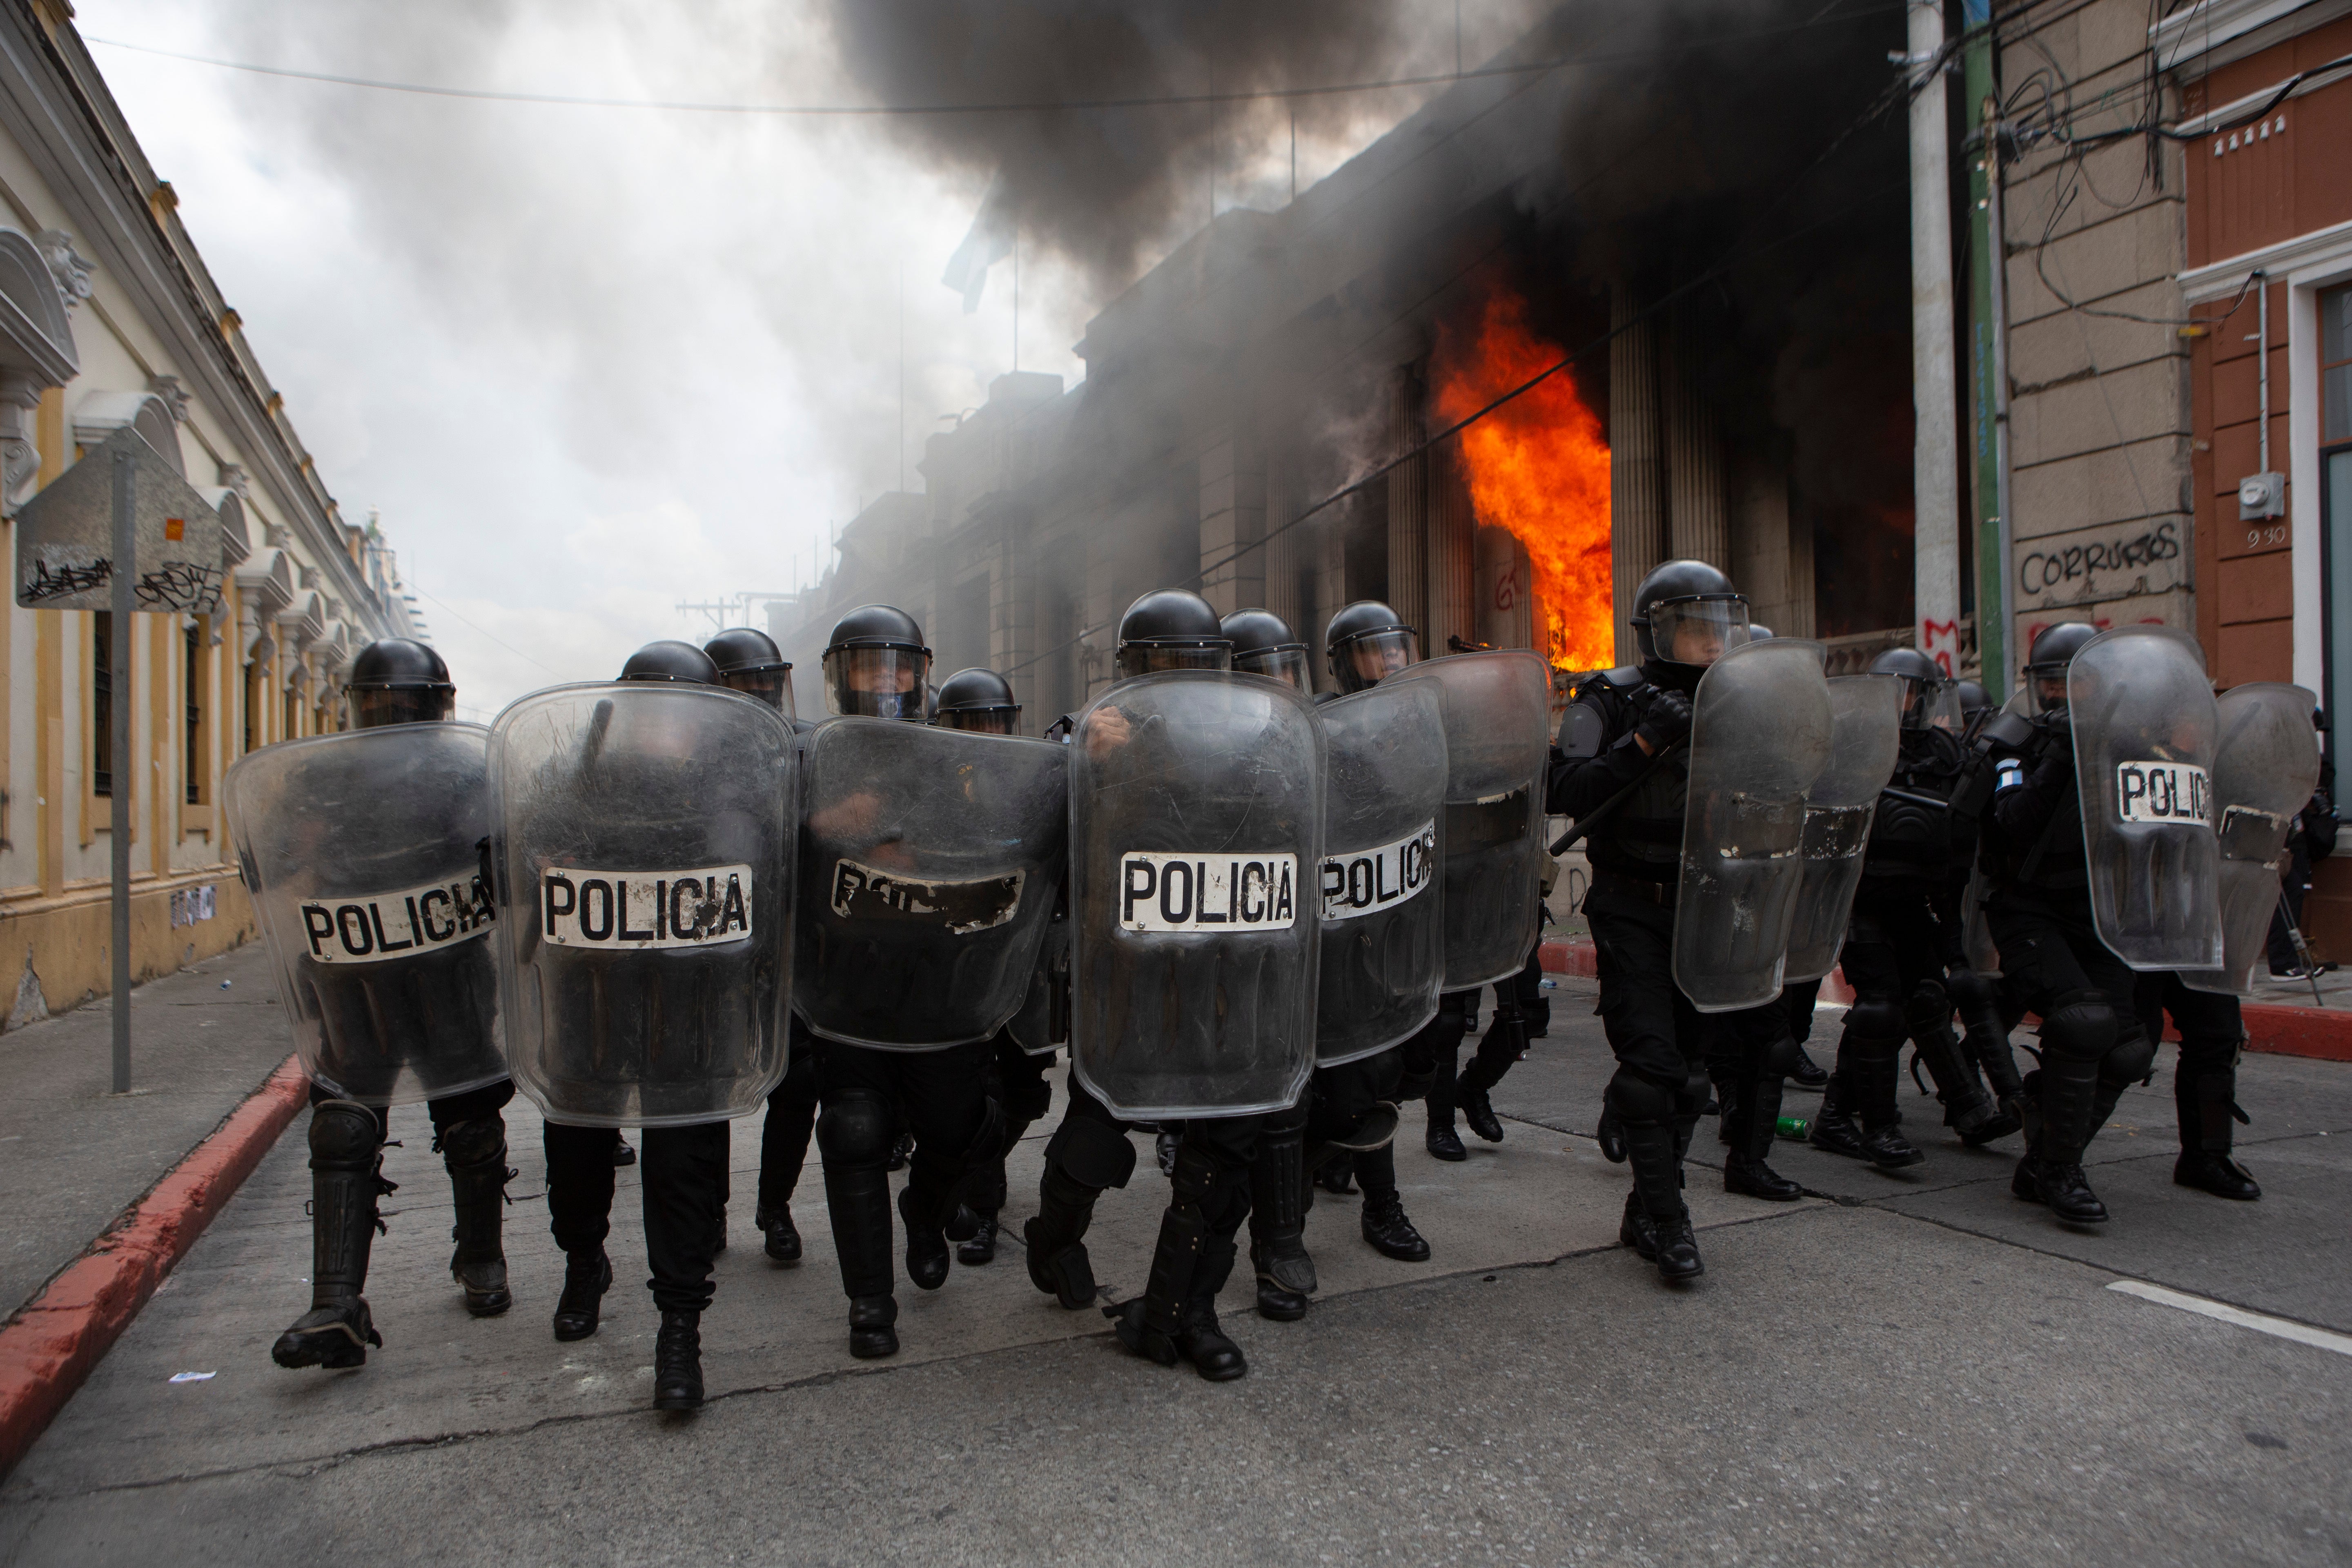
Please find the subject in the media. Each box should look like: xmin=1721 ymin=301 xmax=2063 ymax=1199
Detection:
xmin=2238 ymin=472 xmax=2286 ymax=521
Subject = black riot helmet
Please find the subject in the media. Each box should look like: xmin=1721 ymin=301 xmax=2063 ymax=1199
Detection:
xmin=1631 ymin=559 xmax=1749 ymax=679
xmin=1749 ymin=624 xmax=1775 ymax=640
xmin=1868 ymin=646 xmax=1949 ymax=731
xmin=822 ymin=604 xmax=930 ymax=720
xmin=704 ymin=627 xmax=793 ymax=717
xmin=2022 ymin=621 xmax=2100 ymax=715
xmin=1115 ymin=589 xmax=1229 ymax=683
xmin=619 ymin=640 xmax=719 ymax=684
xmin=345 ymin=637 xmax=454 ymax=728
xmin=1325 ymin=600 xmax=1419 ymax=694
xmin=1221 ymin=608 xmax=1309 ymax=690
xmin=1956 ymin=679 xmax=1991 ymax=720
xmin=933 ymin=667 xmax=1021 ymax=735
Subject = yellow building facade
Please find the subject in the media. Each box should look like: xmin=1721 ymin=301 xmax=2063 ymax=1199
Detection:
xmin=0 ymin=4 xmax=419 ymax=1027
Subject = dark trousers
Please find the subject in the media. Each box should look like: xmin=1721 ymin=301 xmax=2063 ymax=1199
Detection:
xmin=1310 ymin=1047 xmax=1403 ymax=1199
xmin=1589 ymin=894 xmax=1715 ymax=1096
xmin=1987 ymin=892 xmax=2138 ymax=1019
xmin=1056 ymin=1075 xmax=1262 ymax=1234
xmin=757 ymin=1022 xmax=822 ymax=1217
xmin=2131 ymin=971 xmax=2250 ymax=1155
xmin=1418 ymin=991 xmax=1477 ymax=1127
xmin=308 ymin=1076 xmax=514 ymax=1144
xmin=820 ymin=1039 xmax=993 ymax=1219
xmin=544 ymin=1119 xmax=730 ymax=1314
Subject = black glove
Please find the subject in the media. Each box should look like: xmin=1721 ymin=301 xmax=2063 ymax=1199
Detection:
xmin=1633 ymin=687 xmax=1693 ymax=754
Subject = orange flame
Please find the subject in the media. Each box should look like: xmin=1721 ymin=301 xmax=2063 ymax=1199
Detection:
xmin=1432 ymin=287 xmax=1612 ymax=673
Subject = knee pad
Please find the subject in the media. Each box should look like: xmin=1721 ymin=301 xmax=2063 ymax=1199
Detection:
xmin=1904 ymin=981 xmax=1952 ymax=1037
xmin=1945 ymin=967 xmax=1996 ymax=1016
xmin=1001 ymin=1067 xmax=1053 ymax=1125
xmin=1044 ymin=1114 xmax=1138 ymax=1191
xmin=309 ymin=1099 xmax=381 ymax=1172
xmin=1844 ymin=994 xmax=1905 ymax=1042
xmin=815 ymin=1089 xmax=893 ymax=1167
xmin=2100 ymin=1023 xmax=2157 ymax=1089
xmin=1757 ymin=1030 xmax=1802 ymax=1080
xmin=1604 ymin=1066 xmax=1680 ymax=1125
xmin=436 ymin=1115 xmax=506 ymax=1170
xmin=2040 ymin=990 xmax=2118 ymax=1065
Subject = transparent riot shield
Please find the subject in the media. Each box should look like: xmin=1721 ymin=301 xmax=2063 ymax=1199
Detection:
xmin=795 ymin=719 xmax=1067 ymax=1049
xmin=1782 ymin=673 xmax=1903 ymax=983
xmin=1068 ymin=671 xmax=1323 ymax=1120
xmin=224 ymin=724 xmax=505 ymax=1107
xmin=1960 ymin=689 xmax=2034 ymax=975
xmin=2183 ymin=682 xmax=2319 ymax=996
xmin=2068 ymin=626 xmax=2222 ymax=971
xmin=1003 ymin=914 xmax=1068 ymax=1057
xmin=1316 ymin=679 xmax=1448 ymax=1065
xmin=490 ymin=684 xmax=796 ymax=1127
xmin=1392 ymin=649 xmax=1552 ymax=989
xmin=1671 ymin=639 xmax=1834 ymax=1011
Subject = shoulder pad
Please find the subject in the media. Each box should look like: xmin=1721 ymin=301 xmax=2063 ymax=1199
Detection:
xmin=1599 ymin=666 xmax=1644 ymax=688
xmin=1558 ymin=701 xmax=1612 ymax=761
xmin=1976 ymin=709 xmax=2034 ymax=752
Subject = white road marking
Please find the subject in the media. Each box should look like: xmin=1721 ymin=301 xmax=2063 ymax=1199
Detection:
xmin=2107 ymin=1279 xmax=2352 ymax=1357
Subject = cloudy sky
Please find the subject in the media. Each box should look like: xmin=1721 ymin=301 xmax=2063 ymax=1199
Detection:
xmin=77 ymin=1 xmax=1521 ymax=716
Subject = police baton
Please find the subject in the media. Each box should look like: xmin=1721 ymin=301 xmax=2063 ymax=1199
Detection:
xmin=1549 ymin=736 xmax=1689 ymax=856
xmin=2278 ymin=890 xmax=2328 ymax=1007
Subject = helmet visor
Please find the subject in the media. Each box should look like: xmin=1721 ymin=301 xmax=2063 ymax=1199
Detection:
xmin=720 ymin=667 xmax=794 ymax=718
xmin=1234 ymin=646 xmax=1310 ymax=690
xmin=1648 ymin=599 xmax=1749 ymax=667
xmin=1334 ymin=628 xmax=1418 ymax=694
xmin=2023 ymin=661 xmax=2071 ymax=716
xmin=1115 ymin=643 xmax=1230 ymax=682
xmin=824 ymin=646 xmax=929 ymax=720
xmin=352 ymin=687 xmax=452 ymax=728
xmin=938 ymin=706 xmax=1018 ymax=735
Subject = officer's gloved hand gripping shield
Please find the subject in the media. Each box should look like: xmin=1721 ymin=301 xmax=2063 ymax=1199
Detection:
xmin=1672 ymin=638 xmax=1834 ymax=1011
xmin=1392 ymin=649 xmax=1552 ymax=989
xmin=1315 ymin=678 xmax=1448 ymax=1064
xmin=1068 ymin=671 xmax=1323 ymax=1120
xmin=2182 ymin=681 xmax=2317 ymax=995
xmin=2067 ymin=626 xmax=2222 ymax=971
xmin=794 ymin=719 xmax=1067 ymax=1048
xmin=489 ymin=684 xmax=796 ymax=1127
xmin=225 ymin=724 xmax=506 ymax=1106
xmin=1782 ymin=673 xmax=1903 ymax=983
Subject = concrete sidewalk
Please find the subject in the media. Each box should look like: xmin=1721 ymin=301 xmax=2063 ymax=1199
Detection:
xmin=0 ymin=940 xmax=290 ymax=1323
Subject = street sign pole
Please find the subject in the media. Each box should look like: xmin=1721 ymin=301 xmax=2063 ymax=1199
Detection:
xmin=109 ymin=447 xmax=133 ymax=1094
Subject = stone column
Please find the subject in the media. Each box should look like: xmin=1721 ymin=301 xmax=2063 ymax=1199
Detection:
xmin=1664 ymin=295 xmax=1728 ymax=569
xmin=1610 ymin=283 xmax=1666 ymax=664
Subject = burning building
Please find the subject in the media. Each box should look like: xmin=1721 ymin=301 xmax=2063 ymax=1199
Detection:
xmin=774 ymin=0 xmax=1942 ymax=716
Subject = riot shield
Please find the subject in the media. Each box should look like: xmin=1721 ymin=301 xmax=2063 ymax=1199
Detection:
xmin=2068 ymin=626 xmax=2222 ymax=971
xmin=1782 ymin=674 xmax=1903 ymax=982
xmin=1392 ymin=650 xmax=1552 ymax=989
xmin=795 ymin=719 xmax=1067 ymax=1048
xmin=491 ymin=684 xmax=797 ymax=1127
xmin=1961 ymin=689 xmax=2034 ymax=975
xmin=1671 ymin=639 xmax=1834 ymax=1011
xmin=1068 ymin=671 xmax=1323 ymax=1120
xmin=2183 ymin=682 xmax=2319 ymax=996
xmin=1316 ymin=679 xmax=1448 ymax=1064
xmin=1002 ymin=915 xmax=1068 ymax=1057
xmin=224 ymin=724 xmax=505 ymax=1107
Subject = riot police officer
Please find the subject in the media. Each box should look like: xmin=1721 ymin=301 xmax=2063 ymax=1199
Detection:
xmin=2134 ymin=974 xmax=2262 ymax=1200
xmin=701 ymin=628 xmax=819 ymax=1266
xmin=926 ymin=666 xmax=1059 ymax=1266
xmin=804 ymin=608 xmax=1011 ymax=1361
xmin=530 ymin=638 xmax=744 ymax=1410
xmin=266 ymin=640 xmax=517 ymax=1370
xmin=1810 ymin=648 xmax=2017 ymax=1168
xmin=1026 ymin=589 xmax=1300 ymax=1379
xmin=1973 ymin=622 xmax=2160 ymax=1224
xmin=1549 ymin=561 xmax=1750 ymax=1282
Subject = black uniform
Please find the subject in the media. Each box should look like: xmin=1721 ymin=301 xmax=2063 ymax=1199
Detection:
xmin=1811 ymin=720 xmax=2018 ymax=1165
xmin=2265 ymin=767 xmax=2338 ymax=974
xmin=1550 ymin=661 xmax=1723 ymax=1274
xmin=2132 ymin=972 xmax=2263 ymax=1199
xmin=1976 ymin=708 xmax=2158 ymax=1222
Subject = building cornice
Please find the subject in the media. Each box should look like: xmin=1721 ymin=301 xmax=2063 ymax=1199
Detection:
xmin=2180 ymin=215 xmax=2352 ymax=299
xmin=2153 ymin=0 xmax=2352 ymax=74
xmin=0 ymin=2 xmax=393 ymax=637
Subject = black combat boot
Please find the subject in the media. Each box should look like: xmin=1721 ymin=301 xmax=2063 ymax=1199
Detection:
xmin=956 ymin=1107 xmax=1024 ymax=1265
xmin=848 ymin=1295 xmax=899 ymax=1360
xmin=1907 ymin=991 xmax=2018 ymax=1146
xmin=273 ymin=1100 xmax=389 ymax=1370
xmin=1722 ymin=1063 xmax=1802 ymax=1201
xmin=1360 ymin=1189 xmax=1430 ymax=1261
xmin=438 ymin=1116 xmax=514 ymax=1318
xmin=1111 ymin=1235 xmax=1249 ymax=1381
xmin=755 ymin=1203 xmax=803 ymax=1264
xmin=551 ymin=1248 xmax=612 ymax=1342
xmin=1023 ymin=1166 xmax=1102 ymax=1310
xmin=653 ymin=1308 xmax=704 ymax=1411
xmin=957 ymin=1212 xmax=1000 ymax=1265
xmin=1426 ymin=1037 xmax=1466 ymax=1160
xmin=1314 ymin=1151 xmax=1357 ymax=1194
xmin=899 ymin=1185 xmax=951 ymax=1290
xmin=1458 ymin=1057 xmax=1506 ymax=1143
xmin=1954 ymin=973 xmax=2028 ymax=1127
xmin=1248 ymin=1114 xmax=1314 ymax=1320
xmin=1846 ymin=1036 xmax=1925 ymax=1170
xmin=2016 ymin=1054 xmax=2108 ymax=1223
xmin=1788 ymin=1045 xmax=1829 ymax=1089
xmin=2174 ymin=1062 xmax=2260 ymax=1199
xmin=1620 ymin=1118 xmax=1702 ymax=1283
xmin=824 ymin=1127 xmax=903 ymax=1352
xmin=1807 ymin=1074 xmax=1866 ymax=1159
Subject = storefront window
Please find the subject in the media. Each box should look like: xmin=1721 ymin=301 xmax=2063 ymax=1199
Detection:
xmin=2326 ymin=283 xmax=2352 ymax=776
xmin=2326 ymin=285 xmax=2352 ymax=444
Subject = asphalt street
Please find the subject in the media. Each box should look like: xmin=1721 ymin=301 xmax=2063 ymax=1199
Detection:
xmin=2 ymin=979 xmax=2346 ymax=1566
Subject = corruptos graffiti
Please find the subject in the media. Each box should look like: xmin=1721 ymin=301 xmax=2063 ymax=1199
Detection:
xmin=2018 ymin=521 xmax=2181 ymax=597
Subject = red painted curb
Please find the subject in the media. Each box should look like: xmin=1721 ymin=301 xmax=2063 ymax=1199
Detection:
xmin=0 ymin=1053 xmax=308 ymax=1479
xmin=1540 ymin=939 xmax=1856 ymax=1004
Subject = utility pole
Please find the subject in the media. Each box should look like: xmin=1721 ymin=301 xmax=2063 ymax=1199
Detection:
xmin=1962 ymin=0 xmax=2010 ymax=697
xmin=1907 ymin=0 xmax=1962 ymax=680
